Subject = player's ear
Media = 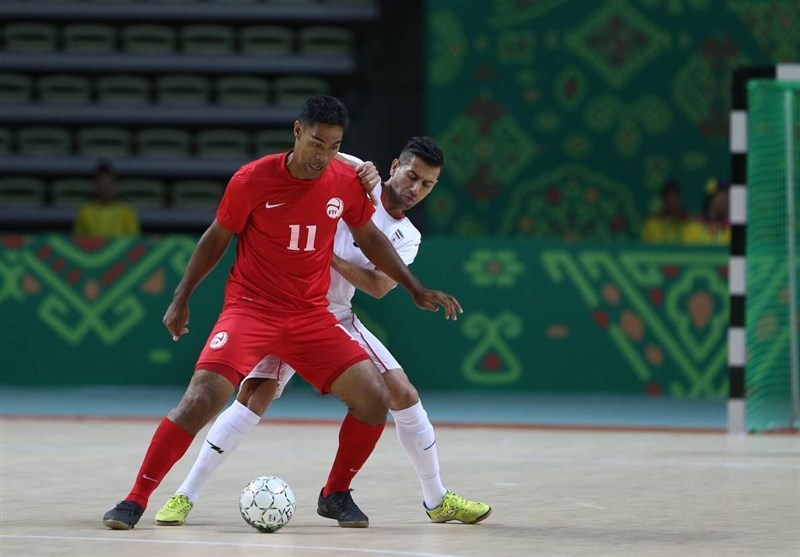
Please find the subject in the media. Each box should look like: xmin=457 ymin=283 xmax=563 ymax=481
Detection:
xmin=389 ymin=158 xmax=400 ymax=176
xmin=293 ymin=121 xmax=303 ymax=141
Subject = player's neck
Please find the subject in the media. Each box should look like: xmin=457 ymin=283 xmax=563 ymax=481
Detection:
xmin=381 ymin=188 xmax=404 ymax=219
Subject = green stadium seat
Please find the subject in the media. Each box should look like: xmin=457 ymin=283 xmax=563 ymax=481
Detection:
xmin=117 ymin=178 xmax=166 ymax=209
xmin=4 ymin=22 xmax=57 ymax=52
xmin=180 ymin=24 xmax=234 ymax=56
xmin=156 ymin=75 xmax=210 ymax=106
xmin=197 ymin=129 xmax=249 ymax=159
xmin=137 ymin=128 xmax=191 ymax=158
xmin=96 ymin=75 xmax=150 ymax=105
xmin=62 ymin=23 xmax=116 ymax=53
xmin=0 ymin=177 xmax=46 ymax=208
xmin=77 ymin=127 xmax=132 ymax=157
xmin=0 ymin=128 xmax=12 ymax=154
xmin=273 ymin=76 xmax=330 ymax=106
xmin=172 ymin=180 xmax=224 ymax=209
xmin=216 ymin=76 xmax=270 ymax=107
xmin=298 ymin=26 xmax=354 ymax=57
xmin=0 ymin=73 xmax=33 ymax=104
xmin=51 ymin=178 xmax=94 ymax=208
xmin=17 ymin=127 xmax=71 ymax=156
xmin=37 ymin=74 xmax=92 ymax=105
xmin=240 ymin=25 xmax=293 ymax=56
xmin=122 ymin=24 xmax=176 ymax=54
xmin=254 ymin=129 xmax=294 ymax=156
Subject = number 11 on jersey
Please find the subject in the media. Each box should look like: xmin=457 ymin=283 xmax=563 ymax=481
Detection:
xmin=287 ymin=224 xmax=317 ymax=251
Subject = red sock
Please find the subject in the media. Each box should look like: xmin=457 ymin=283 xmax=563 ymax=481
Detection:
xmin=322 ymin=412 xmax=385 ymax=496
xmin=125 ymin=417 xmax=194 ymax=509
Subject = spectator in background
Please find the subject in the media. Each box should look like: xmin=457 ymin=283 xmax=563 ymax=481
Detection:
xmin=640 ymin=178 xmax=689 ymax=244
xmin=73 ymin=160 xmax=140 ymax=236
xmin=683 ymin=177 xmax=731 ymax=245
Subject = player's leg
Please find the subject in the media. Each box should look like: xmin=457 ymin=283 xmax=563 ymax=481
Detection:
xmin=317 ymin=359 xmax=389 ymax=527
xmin=279 ymin=309 xmax=389 ymax=528
xmin=103 ymin=308 xmax=278 ymax=530
xmin=346 ymin=312 xmax=490 ymax=524
xmin=102 ymin=370 xmax=236 ymax=530
xmin=155 ymin=367 xmax=285 ymax=525
xmin=383 ymin=369 xmax=490 ymax=524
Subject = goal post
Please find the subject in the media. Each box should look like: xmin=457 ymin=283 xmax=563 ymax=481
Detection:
xmin=728 ymin=64 xmax=800 ymax=434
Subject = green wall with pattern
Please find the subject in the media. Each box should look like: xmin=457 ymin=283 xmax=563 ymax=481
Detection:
xmin=0 ymin=235 xmax=731 ymax=398
xmin=425 ymin=0 xmax=798 ymax=237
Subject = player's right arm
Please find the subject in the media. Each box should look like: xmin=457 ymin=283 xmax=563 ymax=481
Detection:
xmin=163 ymin=219 xmax=234 ymax=341
xmin=331 ymin=254 xmax=397 ymax=298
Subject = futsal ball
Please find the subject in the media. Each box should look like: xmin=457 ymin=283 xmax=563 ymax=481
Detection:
xmin=239 ymin=475 xmax=296 ymax=533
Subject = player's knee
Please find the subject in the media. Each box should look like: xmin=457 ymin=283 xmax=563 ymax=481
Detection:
xmin=389 ymin=384 xmax=419 ymax=410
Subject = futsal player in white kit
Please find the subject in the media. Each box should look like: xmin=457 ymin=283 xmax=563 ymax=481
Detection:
xmin=155 ymin=137 xmax=491 ymax=528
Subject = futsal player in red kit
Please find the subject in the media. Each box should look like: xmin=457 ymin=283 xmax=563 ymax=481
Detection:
xmin=103 ymin=95 xmax=462 ymax=530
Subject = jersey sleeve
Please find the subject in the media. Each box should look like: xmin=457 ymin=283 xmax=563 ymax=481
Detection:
xmin=341 ymin=175 xmax=375 ymax=229
xmin=216 ymin=166 xmax=255 ymax=234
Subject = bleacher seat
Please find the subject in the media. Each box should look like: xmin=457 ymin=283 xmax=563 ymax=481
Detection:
xmin=216 ymin=76 xmax=270 ymax=106
xmin=180 ymin=24 xmax=235 ymax=56
xmin=0 ymin=128 xmax=12 ymax=154
xmin=137 ymin=128 xmax=191 ymax=158
xmin=197 ymin=129 xmax=250 ymax=159
xmin=254 ymin=129 xmax=294 ymax=156
xmin=77 ymin=127 xmax=132 ymax=157
xmin=298 ymin=26 xmax=354 ymax=57
xmin=273 ymin=76 xmax=330 ymax=106
xmin=37 ymin=74 xmax=92 ymax=105
xmin=51 ymin=178 xmax=94 ymax=209
xmin=156 ymin=75 xmax=210 ymax=106
xmin=17 ymin=127 xmax=71 ymax=156
xmin=0 ymin=177 xmax=46 ymax=208
xmin=122 ymin=24 xmax=176 ymax=54
xmin=0 ymin=73 xmax=33 ymax=104
xmin=117 ymin=178 xmax=166 ymax=209
xmin=240 ymin=25 xmax=293 ymax=56
xmin=4 ymin=22 xmax=57 ymax=52
xmin=96 ymin=75 xmax=150 ymax=105
xmin=172 ymin=180 xmax=224 ymax=209
xmin=62 ymin=23 xmax=116 ymax=53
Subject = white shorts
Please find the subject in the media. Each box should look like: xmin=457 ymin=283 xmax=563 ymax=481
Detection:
xmin=243 ymin=310 xmax=401 ymax=398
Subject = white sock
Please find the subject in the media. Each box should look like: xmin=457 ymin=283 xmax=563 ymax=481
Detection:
xmin=390 ymin=401 xmax=447 ymax=509
xmin=176 ymin=400 xmax=261 ymax=504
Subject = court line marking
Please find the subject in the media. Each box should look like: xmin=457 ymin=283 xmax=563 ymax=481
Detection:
xmin=0 ymin=534 xmax=469 ymax=557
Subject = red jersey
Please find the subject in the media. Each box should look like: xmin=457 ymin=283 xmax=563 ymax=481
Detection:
xmin=216 ymin=152 xmax=374 ymax=311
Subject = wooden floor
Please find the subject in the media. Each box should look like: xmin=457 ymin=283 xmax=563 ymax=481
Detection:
xmin=1 ymin=417 xmax=798 ymax=557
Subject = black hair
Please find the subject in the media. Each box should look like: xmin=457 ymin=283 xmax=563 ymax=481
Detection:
xmin=298 ymin=95 xmax=349 ymax=130
xmin=94 ymin=159 xmax=114 ymax=177
xmin=397 ymin=136 xmax=444 ymax=168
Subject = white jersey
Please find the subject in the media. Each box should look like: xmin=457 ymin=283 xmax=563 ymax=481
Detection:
xmin=326 ymin=181 xmax=422 ymax=315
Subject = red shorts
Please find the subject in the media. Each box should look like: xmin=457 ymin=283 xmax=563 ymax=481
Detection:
xmin=195 ymin=302 xmax=370 ymax=393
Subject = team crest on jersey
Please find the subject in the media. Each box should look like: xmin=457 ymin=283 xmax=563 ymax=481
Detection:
xmin=209 ymin=331 xmax=228 ymax=349
xmin=390 ymin=229 xmax=404 ymax=244
xmin=326 ymin=197 xmax=344 ymax=219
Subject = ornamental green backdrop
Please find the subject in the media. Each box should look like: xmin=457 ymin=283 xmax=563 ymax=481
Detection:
xmin=425 ymin=0 xmax=799 ymax=237
xmin=0 ymin=235 xmax=738 ymax=399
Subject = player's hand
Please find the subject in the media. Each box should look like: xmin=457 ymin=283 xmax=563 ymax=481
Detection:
xmin=410 ymin=288 xmax=463 ymax=321
xmin=163 ymin=299 xmax=190 ymax=341
xmin=355 ymin=161 xmax=380 ymax=205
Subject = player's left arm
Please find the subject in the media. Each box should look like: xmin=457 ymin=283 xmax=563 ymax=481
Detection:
xmin=349 ymin=220 xmax=463 ymax=320
xmin=331 ymin=254 xmax=397 ymax=299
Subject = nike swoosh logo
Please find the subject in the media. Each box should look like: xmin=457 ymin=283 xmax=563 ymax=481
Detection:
xmin=423 ymin=440 xmax=436 ymax=451
xmin=265 ymin=202 xmax=286 ymax=209
xmin=142 ymin=474 xmax=158 ymax=483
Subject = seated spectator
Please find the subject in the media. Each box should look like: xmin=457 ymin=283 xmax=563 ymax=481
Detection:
xmin=73 ymin=160 xmax=140 ymax=237
xmin=683 ymin=177 xmax=731 ymax=244
xmin=640 ymin=179 xmax=689 ymax=243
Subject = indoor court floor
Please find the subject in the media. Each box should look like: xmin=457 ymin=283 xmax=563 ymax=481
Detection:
xmin=1 ymin=388 xmax=799 ymax=557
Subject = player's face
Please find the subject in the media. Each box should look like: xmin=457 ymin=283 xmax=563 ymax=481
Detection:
xmin=292 ymin=121 xmax=344 ymax=179
xmin=385 ymin=155 xmax=440 ymax=212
